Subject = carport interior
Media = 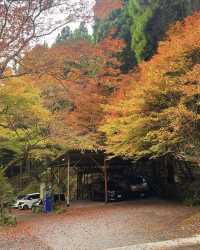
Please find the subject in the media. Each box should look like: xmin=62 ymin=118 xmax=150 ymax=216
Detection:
xmin=50 ymin=150 xmax=138 ymax=202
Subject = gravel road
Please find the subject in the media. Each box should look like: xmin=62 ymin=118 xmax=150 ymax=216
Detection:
xmin=0 ymin=199 xmax=199 ymax=250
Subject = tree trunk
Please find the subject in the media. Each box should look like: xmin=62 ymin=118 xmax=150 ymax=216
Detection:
xmin=166 ymin=156 xmax=175 ymax=184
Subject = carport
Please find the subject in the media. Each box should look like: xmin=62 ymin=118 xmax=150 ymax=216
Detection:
xmin=50 ymin=150 xmax=134 ymax=205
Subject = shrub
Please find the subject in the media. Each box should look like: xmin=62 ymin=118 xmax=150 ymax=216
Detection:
xmin=0 ymin=215 xmax=17 ymax=226
xmin=32 ymin=206 xmax=43 ymax=214
xmin=180 ymin=181 xmax=200 ymax=206
xmin=0 ymin=167 xmax=14 ymax=225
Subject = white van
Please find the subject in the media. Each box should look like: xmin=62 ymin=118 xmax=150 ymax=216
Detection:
xmin=14 ymin=193 xmax=40 ymax=209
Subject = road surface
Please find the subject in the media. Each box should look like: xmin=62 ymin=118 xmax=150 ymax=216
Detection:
xmin=0 ymin=199 xmax=199 ymax=250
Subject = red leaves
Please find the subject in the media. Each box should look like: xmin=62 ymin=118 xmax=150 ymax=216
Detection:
xmin=0 ymin=0 xmax=90 ymax=77
xmin=21 ymin=35 xmax=124 ymax=147
xmin=93 ymin=0 xmax=123 ymax=20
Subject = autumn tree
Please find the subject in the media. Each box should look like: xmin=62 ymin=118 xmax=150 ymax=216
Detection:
xmin=0 ymin=0 xmax=90 ymax=78
xmin=128 ymin=0 xmax=200 ymax=62
xmin=93 ymin=0 xmax=123 ymax=20
xmin=0 ymin=76 xmax=53 ymax=180
xmin=101 ymin=12 xmax=200 ymax=164
xmin=93 ymin=0 xmax=200 ymax=70
xmin=0 ymin=167 xmax=13 ymax=224
xmin=20 ymin=35 xmax=124 ymax=149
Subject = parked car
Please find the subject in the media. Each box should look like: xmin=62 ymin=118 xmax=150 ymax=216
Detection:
xmin=31 ymin=198 xmax=43 ymax=211
xmin=14 ymin=193 xmax=40 ymax=209
xmin=92 ymin=181 xmax=125 ymax=202
xmin=92 ymin=189 xmax=124 ymax=202
xmin=12 ymin=194 xmax=27 ymax=208
xmin=107 ymin=189 xmax=124 ymax=201
xmin=92 ymin=176 xmax=150 ymax=201
xmin=129 ymin=176 xmax=150 ymax=198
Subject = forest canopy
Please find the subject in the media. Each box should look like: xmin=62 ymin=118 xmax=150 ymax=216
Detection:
xmin=101 ymin=12 xmax=200 ymax=164
xmin=1 ymin=0 xmax=200 ymax=201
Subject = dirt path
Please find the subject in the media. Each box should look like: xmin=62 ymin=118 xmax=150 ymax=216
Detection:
xmin=0 ymin=200 xmax=199 ymax=250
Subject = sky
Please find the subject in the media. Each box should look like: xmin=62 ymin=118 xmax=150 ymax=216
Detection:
xmin=42 ymin=0 xmax=95 ymax=46
xmin=43 ymin=21 xmax=93 ymax=45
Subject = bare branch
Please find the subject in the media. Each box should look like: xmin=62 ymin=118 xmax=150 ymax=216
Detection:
xmin=0 ymin=0 xmax=92 ymax=78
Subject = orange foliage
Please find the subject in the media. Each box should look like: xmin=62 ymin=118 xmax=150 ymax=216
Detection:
xmin=93 ymin=0 xmax=123 ymax=20
xmin=21 ymin=36 xmax=124 ymax=142
xmin=101 ymin=12 xmax=200 ymax=160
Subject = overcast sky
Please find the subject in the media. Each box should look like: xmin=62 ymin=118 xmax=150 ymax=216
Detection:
xmin=42 ymin=0 xmax=95 ymax=46
xmin=43 ymin=21 xmax=93 ymax=45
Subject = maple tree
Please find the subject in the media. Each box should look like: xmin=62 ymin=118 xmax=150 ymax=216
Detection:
xmin=0 ymin=0 xmax=90 ymax=78
xmin=1 ymin=1 xmax=200 ymax=202
xmin=101 ymin=12 xmax=200 ymax=163
xmin=0 ymin=75 xmax=54 ymax=171
xmin=20 ymin=35 xmax=124 ymax=149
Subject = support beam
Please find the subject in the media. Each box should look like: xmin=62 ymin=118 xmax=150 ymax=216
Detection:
xmin=104 ymin=159 xmax=108 ymax=203
xmin=67 ymin=155 xmax=70 ymax=207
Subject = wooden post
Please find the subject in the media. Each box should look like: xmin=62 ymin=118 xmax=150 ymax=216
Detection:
xmin=104 ymin=159 xmax=108 ymax=203
xmin=77 ymin=171 xmax=79 ymax=200
xmin=58 ymin=166 xmax=61 ymax=202
xmin=67 ymin=155 xmax=70 ymax=207
xmin=20 ymin=162 xmax=23 ymax=191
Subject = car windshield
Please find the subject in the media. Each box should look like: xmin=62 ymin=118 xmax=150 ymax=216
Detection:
xmin=21 ymin=194 xmax=39 ymax=200
xmin=17 ymin=195 xmax=26 ymax=200
xmin=21 ymin=195 xmax=30 ymax=200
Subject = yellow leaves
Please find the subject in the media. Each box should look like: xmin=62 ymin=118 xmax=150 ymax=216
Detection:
xmin=101 ymin=12 xmax=200 ymax=160
xmin=0 ymin=76 xmax=51 ymax=126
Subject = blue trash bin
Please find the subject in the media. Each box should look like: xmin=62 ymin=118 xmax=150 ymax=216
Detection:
xmin=44 ymin=194 xmax=53 ymax=213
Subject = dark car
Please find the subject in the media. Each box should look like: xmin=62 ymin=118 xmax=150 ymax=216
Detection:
xmin=92 ymin=181 xmax=124 ymax=202
xmin=129 ymin=176 xmax=150 ymax=198
xmin=92 ymin=176 xmax=150 ymax=201
xmin=107 ymin=189 xmax=124 ymax=201
xmin=92 ymin=189 xmax=124 ymax=202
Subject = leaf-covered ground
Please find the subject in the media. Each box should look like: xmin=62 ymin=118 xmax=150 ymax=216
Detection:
xmin=0 ymin=200 xmax=199 ymax=250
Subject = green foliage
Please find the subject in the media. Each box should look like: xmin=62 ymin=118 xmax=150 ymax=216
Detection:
xmin=0 ymin=215 xmax=17 ymax=226
xmin=19 ymin=181 xmax=40 ymax=196
xmin=181 ymin=181 xmax=200 ymax=206
xmin=72 ymin=22 xmax=92 ymax=41
xmin=0 ymin=77 xmax=52 ymax=163
xmin=0 ymin=167 xmax=13 ymax=205
xmin=101 ymin=12 xmax=200 ymax=163
xmin=54 ymin=206 xmax=67 ymax=214
xmin=128 ymin=0 xmax=160 ymax=62
xmin=55 ymin=22 xmax=92 ymax=45
xmin=56 ymin=26 xmax=72 ymax=44
xmin=0 ymin=167 xmax=14 ymax=224
xmin=94 ymin=0 xmax=200 ymax=66
xmin=32 ymin=206 xmax=43 ymax=214
xmin=128 ymin=0 xmax=200 ymax=62
xmin=93 ymin=3 xmax=136 ymax=72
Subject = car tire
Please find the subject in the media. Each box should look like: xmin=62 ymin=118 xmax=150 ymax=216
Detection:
xmin=23 ymin=205 xmax=29 ymax=210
